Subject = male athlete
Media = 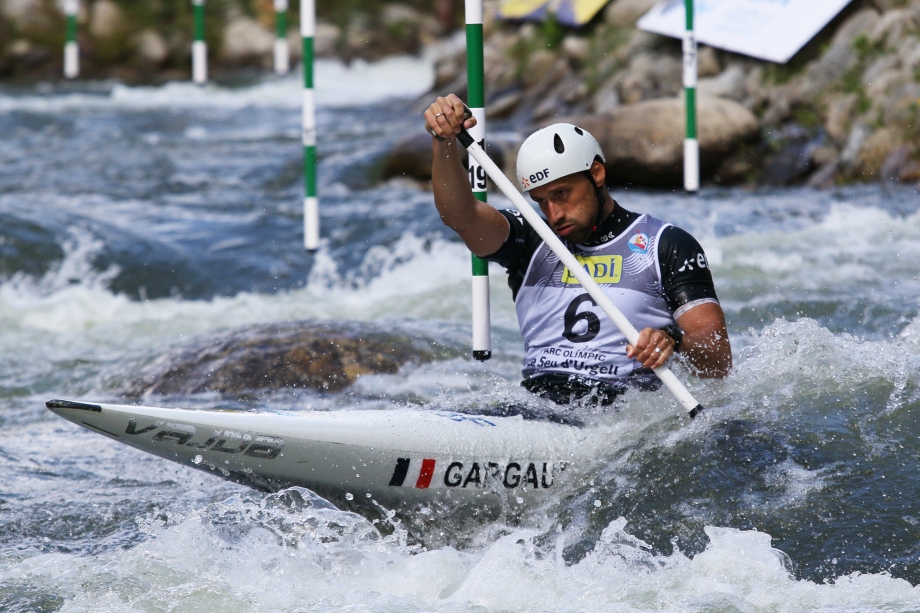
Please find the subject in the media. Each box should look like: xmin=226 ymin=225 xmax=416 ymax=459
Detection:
xmin=426 ymin=94 xmax=731 ymax=404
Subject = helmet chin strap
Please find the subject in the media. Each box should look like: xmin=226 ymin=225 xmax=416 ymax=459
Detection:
xmin=584 ymin=170 xmax=608 ymax=236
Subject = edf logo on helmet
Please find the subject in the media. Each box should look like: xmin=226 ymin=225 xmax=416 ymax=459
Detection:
xmin=516 ymin=124 xmax=605 ymax=193
xmin=521 ymin=168 xmax=550 ymax=189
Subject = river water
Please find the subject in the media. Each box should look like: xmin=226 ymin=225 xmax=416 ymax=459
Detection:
xmin=1 ymin=56 xmax=920 ymax=612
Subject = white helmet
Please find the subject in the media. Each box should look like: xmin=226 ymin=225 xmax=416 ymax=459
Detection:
xmin=516 ymin=123 xmax=605 ymax=192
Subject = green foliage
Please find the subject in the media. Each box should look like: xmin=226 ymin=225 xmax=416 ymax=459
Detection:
xmin=583 ymin=24 xmax=629 ymax=90
xmin=792 ymin=104 xmax=822 ymax=129
xmin=760 ymin=43 xmax=823 ymax=86
xmin=840 ymin=65 xmax=868 ymax=112
xmin=833 ymin=32 xmax=892 ymax=120
xmin=507 ymin=33 xmax=534 ymax=82
xmin=852 ymin=33 xmax=887 ymax=62
xmin=539 ymin=14 xmax=565 ymax=51
xmin=761 ymin=37 xmax=829 ymax=86
xmin=893 ymin=100 xmax=920 ymax=148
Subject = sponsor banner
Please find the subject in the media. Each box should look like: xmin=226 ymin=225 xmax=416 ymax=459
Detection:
xmin=498 ymin=0 xmax=609 ymax=27
xmin=637 ymin=0 xmax=854 ymax=64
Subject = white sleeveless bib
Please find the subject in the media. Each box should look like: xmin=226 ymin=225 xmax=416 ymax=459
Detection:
xmin=516 ymin=214 xmax=675 ymax=384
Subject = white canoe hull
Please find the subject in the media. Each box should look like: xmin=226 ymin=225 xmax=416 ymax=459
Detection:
xmin=46 ymin=400 xmax=587 ymax=513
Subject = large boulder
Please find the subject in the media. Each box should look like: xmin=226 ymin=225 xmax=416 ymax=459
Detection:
xmin=697 ymin=65 xmax=747 ymax=101
xmin=220 ymin=16 xmax=274 ymax=66
xmin=1 ymin=0 xmax=56 ymax=34
xmin=616 ymin=52 xmax=681 ymax=104
xmin=89 ymin=0 xmax=126 ymax=40
xmin=383 ymin=132 xmax=435 ymax=182
xmin=563 ymin=96 xmax=760 ymax=186
xmin=132 ymin=29 xmax=169 ymax=67
xmin=123 ymin=321 xmax=441 ymax=398
xmin=604 ymin=0 xmax=659 ymax=26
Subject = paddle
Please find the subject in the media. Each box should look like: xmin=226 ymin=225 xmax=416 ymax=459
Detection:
xmin=451 ymin=109 xmax=705 ymax=418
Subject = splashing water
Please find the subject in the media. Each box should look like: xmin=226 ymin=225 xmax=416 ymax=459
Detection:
xmin=2 ymin=61 xmax=920 ymax=611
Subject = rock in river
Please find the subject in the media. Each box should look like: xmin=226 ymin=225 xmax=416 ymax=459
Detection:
xmin=124 ymin=321 xmax=441 ymax=398
xmin=563 ymin=96 xmax=759 ymax=186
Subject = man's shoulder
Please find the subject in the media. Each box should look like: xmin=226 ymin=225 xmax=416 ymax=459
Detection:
xmin=483 ymin=209 xmax=543 ymax=268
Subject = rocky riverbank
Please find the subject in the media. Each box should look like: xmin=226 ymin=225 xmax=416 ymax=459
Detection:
xmin=0 ymin=0 xmax=444 ymax=82
xmin=3 ymin=0 xmax=919 ymax=188
xmin=394 ymin=0 xmax=920 ymax=189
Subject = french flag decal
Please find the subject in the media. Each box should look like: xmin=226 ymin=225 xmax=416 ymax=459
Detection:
xmin=389 ymin=458 xmax=436 ymax=488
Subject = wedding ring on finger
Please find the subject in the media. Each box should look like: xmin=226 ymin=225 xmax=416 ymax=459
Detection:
xmin=654 ymin=347 xmax=662 ymax=354
xmin=435 ymin=113 xmax=443 ymax=117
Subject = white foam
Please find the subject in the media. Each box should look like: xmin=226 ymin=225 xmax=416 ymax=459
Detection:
xmin=719 ymin=204 xmax=920 ymax=288
xmin=4 ymin=505 xmax=919 ymax=612
xmin=0 ymin=55 xmax=434 ymax=114
xmin=0 ymin=230 xmax=516 ymax=339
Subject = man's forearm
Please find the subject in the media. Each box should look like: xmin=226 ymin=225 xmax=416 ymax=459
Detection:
xmin=681 ymin=324 xmax=732 ymax=378
xmin=431 ymin=137 xmax=509 ymax=257
xmin=432 ymin=137 xmax=479 ymax=232
xmin=675 ymin=303 xmax=732 ymax=378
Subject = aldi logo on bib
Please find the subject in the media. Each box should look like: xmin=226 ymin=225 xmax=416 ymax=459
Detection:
xmin=562 ymin=255 xmax=622 ymax=285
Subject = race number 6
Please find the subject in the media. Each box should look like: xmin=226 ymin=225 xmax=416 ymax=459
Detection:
xmin=563 ymin=294 xmax=600 ymax=343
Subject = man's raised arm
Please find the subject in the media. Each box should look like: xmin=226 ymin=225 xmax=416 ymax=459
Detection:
xmin=426 ymin=94 xmax=508 ymax=258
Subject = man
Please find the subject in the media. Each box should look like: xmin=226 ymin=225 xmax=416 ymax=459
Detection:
xmin=426 ymin=94 xmax=731 ymax=405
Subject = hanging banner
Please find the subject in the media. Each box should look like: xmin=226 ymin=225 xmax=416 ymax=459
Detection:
xmin=637 ymin=0 xmax=854 ymax=64
xmin=498 ymin=0 xmax=610 ymax=27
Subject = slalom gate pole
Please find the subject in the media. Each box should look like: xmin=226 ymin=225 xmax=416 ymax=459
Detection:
xmin=192 ymin=0 xmax=207 ymax=84
xmin=274 ymin=0 xmax=289 ymax=75
xmin=63 ymin=0 xmax=79 ymax=79
xmin=466 ymin=0 xmax=491 ymax=361
xmin=301 ymin=0 xmax=319 ymax=251
xmin=455 ymin=120 xmax=705 ymax=417
xmin=683 ymin=0 xmax=699 ymax=192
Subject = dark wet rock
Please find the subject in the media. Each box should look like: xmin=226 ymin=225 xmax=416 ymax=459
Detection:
xmin=382 ymin=131 xmax=506 ymax=183
xmin=563 ymin=96 xmax=759 ymax=187
xmin=763 ymin=145 xmax=816 ymax=187
xmin=762 ymin=125 xmax=819 ymax=187
xmin=124 ymin=321 xmax=440 ymax=398
xmin=486 ymin=90 xmax=524 ymax=119
xmin=880 ymin=145 xmax=912 ymax=182
xmin=807 ymin=162 xmax=839 ymax=189
xmin=382 ymin=132 xmax=435 ymax=182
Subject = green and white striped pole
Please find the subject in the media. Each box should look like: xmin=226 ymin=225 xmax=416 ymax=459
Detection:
xmin=273 ymin=0 xmax=289 ymax=75
xmin=466 ymin=0 xmax=491 ymax=361
xmin=63 ymin=0 xmax=79 ymax=79
xmin=683 ymin=0 xmax=699 ymax=192
xmin=192 ymin=0 xmax=207 ymax=84
xmin=301 ymin=0 xmax=319 ymax=251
